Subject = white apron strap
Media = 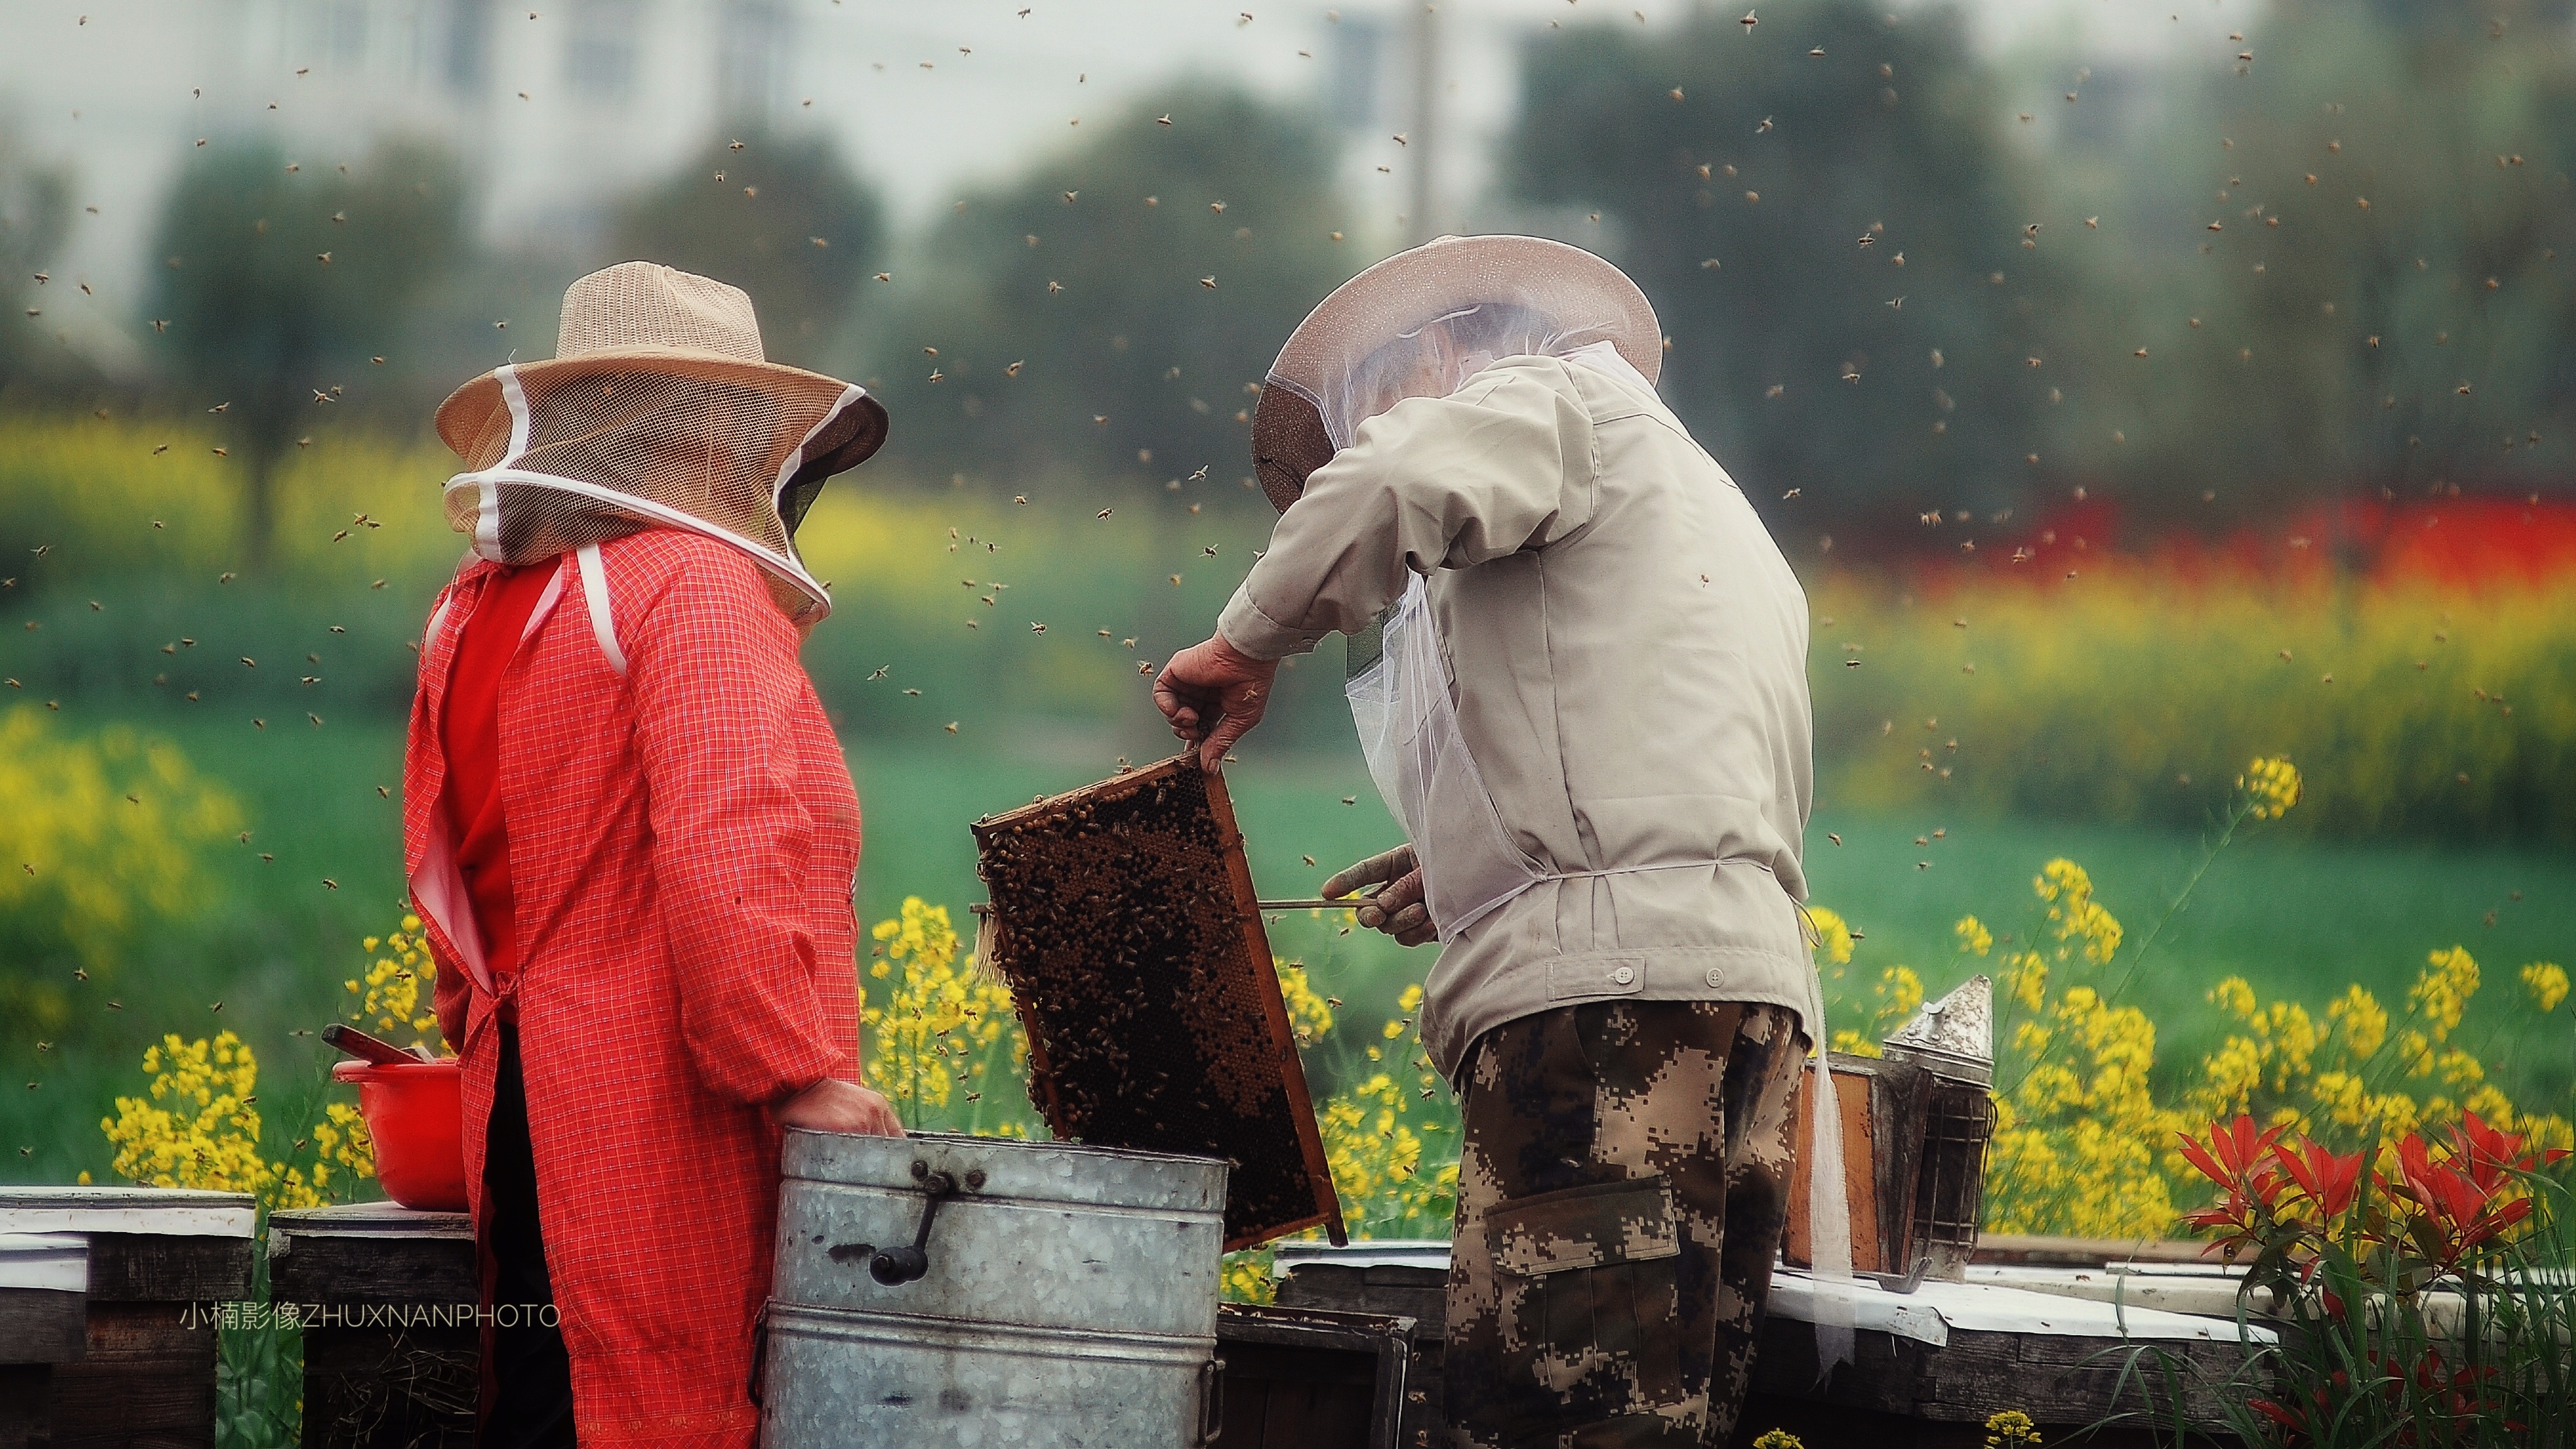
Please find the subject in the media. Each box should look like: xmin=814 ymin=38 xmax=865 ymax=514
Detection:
xmin=576 ymin=543 xmax=627 ymax=678
xmin=1802 ymin=975 xmax=1857 ymax=1383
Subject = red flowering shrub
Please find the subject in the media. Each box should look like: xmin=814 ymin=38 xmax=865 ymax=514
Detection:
xmin=2175 ymin=1112 xmax=2572 ymax=1446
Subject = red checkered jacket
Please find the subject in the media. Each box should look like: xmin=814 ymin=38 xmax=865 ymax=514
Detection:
xmin=404 ymin=528 xmax=861 ymax=1446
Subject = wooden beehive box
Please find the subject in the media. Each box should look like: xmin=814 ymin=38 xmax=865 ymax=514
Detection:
xmin=268 ymin=1201 xmax=479 ymax=1449
xmin=1780 ymin=1052 xmax=1932 ymax=1277
xmin=0 ymin=1186 xmax=257 ymax=1449
xmin=973 ymin=755 xmax=1343 ymax=1250
xmin=1214 ymin=1303 xmax=1415 ymax=1449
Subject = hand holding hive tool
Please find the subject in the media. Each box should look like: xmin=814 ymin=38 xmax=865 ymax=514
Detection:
xmin=1319 ymin=843 xmax=1435 ymax=945
xmin=972 ymin=754 xmax=1345 ymax=1249
xmin=1255 ymin=847 xmax=1408 ymax=922
xmin=1254 ymin=852 xmax=1425 ymax=938
xmin=1252 ymin=879 xmax=1386 ymax=913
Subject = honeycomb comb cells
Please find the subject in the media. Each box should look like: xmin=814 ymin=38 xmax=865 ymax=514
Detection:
xmin=971 ymin=755 xmax=1344 ymax=1251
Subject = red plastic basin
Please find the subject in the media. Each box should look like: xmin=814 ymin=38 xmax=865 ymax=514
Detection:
xmin=333 ymin=1058 xmax=469 ymax=1213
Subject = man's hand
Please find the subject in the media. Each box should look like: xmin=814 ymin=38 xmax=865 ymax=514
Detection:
xmin=1324 ymin=844 xmax=1437 ymax=947
xmin=1153 ymin=633 xmax=1281 ymax=772
xmin=775 ymin=1077 xmax=905 ymax=1137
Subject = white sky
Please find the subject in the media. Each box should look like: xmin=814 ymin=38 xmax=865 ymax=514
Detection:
xmin=789 ymin=0 xmax=2257 ymax=229
xmin=2 ymin=0 xmax=2261 ymax=365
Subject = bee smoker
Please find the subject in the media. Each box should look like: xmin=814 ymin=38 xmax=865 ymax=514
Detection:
xmin=1881 ymin=975 xmax=1998 ymax=1283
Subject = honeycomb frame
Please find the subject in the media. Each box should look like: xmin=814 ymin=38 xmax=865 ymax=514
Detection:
xmin=972 ymin=755 xmax=1346 ymax=1250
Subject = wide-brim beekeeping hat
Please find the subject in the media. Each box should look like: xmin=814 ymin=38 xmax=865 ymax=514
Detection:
xmin=1250 ymin=235 xmax=1659 ymax=513
xmin=434 ymin=261 xmax=889 ymax=625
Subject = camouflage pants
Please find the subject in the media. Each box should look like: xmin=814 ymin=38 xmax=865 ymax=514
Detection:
xmin=1445 ymin=1000 xmax=1805 ymax=1449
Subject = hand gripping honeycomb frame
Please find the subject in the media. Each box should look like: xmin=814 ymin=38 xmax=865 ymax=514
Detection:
xmin=971 ymin=756 xmax=1346 ymax=1251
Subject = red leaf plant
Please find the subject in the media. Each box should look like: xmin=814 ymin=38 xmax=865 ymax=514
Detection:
xmin=2173 ymin=1111 xmax=2572 ymax=1447
xmin=2446 ymin=1110 xmax=2572 ymax=1194
xmin=2176 ymin=1114 xmax=2290 ymax=1262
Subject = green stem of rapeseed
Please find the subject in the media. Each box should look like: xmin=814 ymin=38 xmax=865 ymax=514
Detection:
xmin=2099 ymin=792 xmax=2258 ymax=1016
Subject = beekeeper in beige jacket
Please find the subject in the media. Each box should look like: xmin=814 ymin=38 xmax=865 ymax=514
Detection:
xmin=1156 ymin=235 xmax=1850 ymax=1448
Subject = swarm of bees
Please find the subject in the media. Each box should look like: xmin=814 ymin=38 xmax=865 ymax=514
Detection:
xmin=4 ymin=2 xmax=2556 ymax=1127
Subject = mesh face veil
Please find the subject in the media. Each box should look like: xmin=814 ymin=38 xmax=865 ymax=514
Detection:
xmin=1312 ymin=301 xmax=1616 ymax=450
xmin=435 ymin=263 xmax=887 ymax=626
xmin=1251 ymin=235 xmax=1661 ymax=511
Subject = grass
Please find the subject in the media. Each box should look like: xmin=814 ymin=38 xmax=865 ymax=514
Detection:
xmin=1 ymin=707 xmax=407 ymax=1187
xmin=8 ymin=709 xmax=2570 ymax=1191
xmin=1796 ymin=799 xmax=2576 ymax=1109
xmin=858 ymin=731 xmax=2576 ymax=1110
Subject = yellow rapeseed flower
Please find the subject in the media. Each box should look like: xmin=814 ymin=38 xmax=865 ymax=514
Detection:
xmin=100 ymin=1031 xmax=335 ymax=1211
xmin=2211 ymin=977 xmax=2258 ymax=1021
xmin=2000 ymin=950 xmax=2048 ymax=1013
xmin=2412 ymin=946 xmax=2479 ymax=1037
xmin=2395 ymin=1028 xmax=2437 ymax=1079
xmin=1276 ymin=962 xmax=1336 ymax=1047
xmin=1954 ymin=914 xmax=1994 ymax=957
xmin=2034 ymin=860 xmax=2122 ymax=964
xmin=0 ymin=709 xmax=240 ymax=1036
xmin=1987 ymin=937 xmax=2182 ymax=1240
xmin=1804 ymin=906 xmax=1855 ymax=967
xmin=1310 ymin=1026 xmax=1458 ymax=1236
xmin=2236 ymin=756 xmax=2302 ymax=821
xmin=348 ymin=916 xmax=441 ymax=1050
xmin=2327 ymin=984 xmax=2388 ymax=1060
xmin=2178 ymin=930 xmax=2557 ymax=1160
xmin=2523 ymin=962 xmax=2569 ymax=1015
xmin=862 ymin=898 xmax=1022 ymax=1128
xmin=2434 ymin=1048 xmax=2485 ymax=1090
xmin=1985 ymin=1409 xmax=2043 ymax=1449
xmin=1221 ymin=1253 xmax=1278 ymax=1305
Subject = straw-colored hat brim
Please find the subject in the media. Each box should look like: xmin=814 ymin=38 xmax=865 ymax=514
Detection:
xmin=1252 ymin=235 xmax=1660 ymax=512
xmin=433 ymin=347 xmax=889 ymax=482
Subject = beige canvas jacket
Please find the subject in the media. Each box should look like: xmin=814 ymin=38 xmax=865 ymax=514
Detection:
xmin=1218 ymin=350 xmax=1817 ymax=1080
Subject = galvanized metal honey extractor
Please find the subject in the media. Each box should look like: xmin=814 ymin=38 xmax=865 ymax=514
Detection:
xmin=759 ymin=1130 xmax=1229 ymax=1446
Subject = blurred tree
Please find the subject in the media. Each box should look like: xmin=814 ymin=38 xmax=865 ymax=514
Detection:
xmin=147 ymin=136 xmax=467 ymax=567
xmin=0 ymin=123 xmax=74 ymax=389
xmin=610 ymin=127 xmax=885 ymax=369
xmin=870 ymin=85 xmax=1356 ymax=494
xmin=2140 ymin=0 xmax=2576 ymax=519
xmin=1508 ymin=0 xmax=2061 ymax=525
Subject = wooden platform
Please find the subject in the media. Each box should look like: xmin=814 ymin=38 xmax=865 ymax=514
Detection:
xmin=247 ymin=1205 xmax=2268 ymax=1448
xmin=264 ymin=1201 xmax=1427 ymax=1449
xmin=1753 ymin=1270 xmax=2261 ymax=1435
xmin=1274 ymin=1241 xmax=2267 ymax=1448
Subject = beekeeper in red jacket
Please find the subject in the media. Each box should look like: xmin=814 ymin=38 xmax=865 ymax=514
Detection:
xmin=407 ymin=262 xmax=902 ymax=1448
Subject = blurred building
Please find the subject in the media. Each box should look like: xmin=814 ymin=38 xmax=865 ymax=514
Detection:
xmin=1 ymin=0 xmax=2239 ymax=375
xmin=6 ymin=0 xmax=803 ymax=297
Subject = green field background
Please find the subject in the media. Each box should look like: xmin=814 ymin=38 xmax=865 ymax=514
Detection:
xmin=6 ymin=709 xmax=2569 ymax=1186
xmin=3 ymin=420 xmax=2572 ymax=1186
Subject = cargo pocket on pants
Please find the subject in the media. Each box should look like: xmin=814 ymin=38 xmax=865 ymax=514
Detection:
xmin=1486 ymin=1174 xmax=1687 ymax=1431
